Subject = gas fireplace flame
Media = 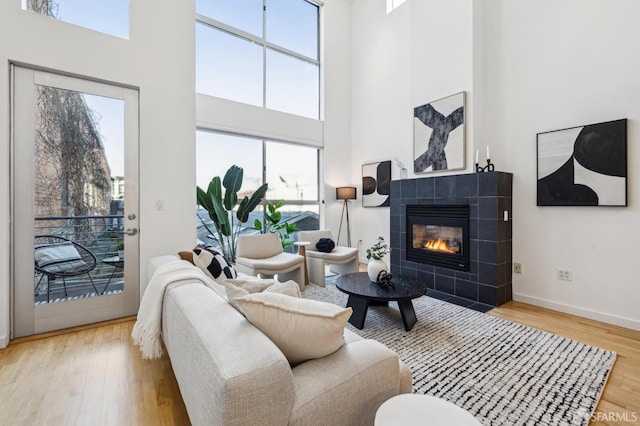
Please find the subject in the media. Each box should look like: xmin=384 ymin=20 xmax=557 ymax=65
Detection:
xmin=424 ymin=239 xmax=456 ymax=254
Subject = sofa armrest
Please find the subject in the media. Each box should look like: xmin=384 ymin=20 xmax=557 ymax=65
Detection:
xmin=289 ymin=339 xmax=406 ymax=426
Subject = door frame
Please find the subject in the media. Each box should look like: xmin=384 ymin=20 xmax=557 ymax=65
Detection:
xmin=11 ymin=65 xmax=140 ymax=338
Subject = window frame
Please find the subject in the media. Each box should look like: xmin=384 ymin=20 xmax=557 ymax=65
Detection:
xmin=196 ymin=128 xmax=321 ymax=208
xmin=196 ymin=0 xmax=322 ymax=119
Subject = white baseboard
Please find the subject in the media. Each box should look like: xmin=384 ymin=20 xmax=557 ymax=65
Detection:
xmin=0 ymin=334 xmax=8 ymax=349
xmin=513 ymin=292 xmax=640 ymax=331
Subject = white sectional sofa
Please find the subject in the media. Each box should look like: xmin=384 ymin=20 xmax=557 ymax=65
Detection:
xmin=150 ymin=255 xmax=412 ymax=426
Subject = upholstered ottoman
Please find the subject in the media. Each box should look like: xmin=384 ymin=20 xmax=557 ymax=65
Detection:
xmin=375 ymin=394 xmax=481 ymax=425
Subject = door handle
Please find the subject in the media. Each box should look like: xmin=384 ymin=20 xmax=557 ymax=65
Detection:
xmin=120 ymin=228 xmax=138 ymax=236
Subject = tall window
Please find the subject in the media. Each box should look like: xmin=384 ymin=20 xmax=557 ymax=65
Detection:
xmin=196 ymin=0 xmax=320 ymax=119
xmin=196 ymin=130 xmax=320 ymax=248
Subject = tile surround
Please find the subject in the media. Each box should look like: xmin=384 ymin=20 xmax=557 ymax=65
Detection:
xmin=390 ymin=172 xmax=513 ymax=308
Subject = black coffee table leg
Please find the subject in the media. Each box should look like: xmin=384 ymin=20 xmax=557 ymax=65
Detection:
xmin=398 ymin=299 xmax=417 ymax=331
xmin=346 ymin=295 xmax=369 ymax=329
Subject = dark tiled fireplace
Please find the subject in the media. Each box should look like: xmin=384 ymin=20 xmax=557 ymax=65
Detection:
xmin=406 ymin=205 xmax=470 ymax=272
xmin=390 ymin=172 xmax=513 ymax=310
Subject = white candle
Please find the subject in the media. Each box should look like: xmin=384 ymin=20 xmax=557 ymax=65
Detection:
xmin=475 ymin=150 xmax=479 ymax=164
xmin=486 ymin=145 xmax=490 ymax=160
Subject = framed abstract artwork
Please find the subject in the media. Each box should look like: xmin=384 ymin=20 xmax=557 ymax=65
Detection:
xmin=413 ymin=91 xmax=465 ymax=174
xmin=537 ymin=119 xmax=627 ymax=206
xmin=362 ymin=160 xmax=391 ymax=207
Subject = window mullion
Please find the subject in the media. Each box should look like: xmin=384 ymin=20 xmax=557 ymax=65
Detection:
xmin=196 ymin=15 xmax=263 ymax=46
xmin=262 ymin=0 xmax=267 ymax=109
xmin=262 ymin=139 xmax=267 ymax=192
xmin=264 ymin=41 xmax=319 ymax=66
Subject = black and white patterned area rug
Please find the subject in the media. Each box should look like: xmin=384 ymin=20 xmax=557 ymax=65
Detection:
xmin=303 ymin=281 xmax=616 ymax=426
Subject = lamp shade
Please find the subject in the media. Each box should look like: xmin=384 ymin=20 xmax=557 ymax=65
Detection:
xmin=336 ymin=187 xmax=357 ymax=200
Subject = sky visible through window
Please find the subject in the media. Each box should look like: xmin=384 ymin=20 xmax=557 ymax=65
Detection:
xmin=83 ymin=94 xmax=125 ymax=177
xmin=31 ymin=0 xmax=129 ymax=39
xmin=196 ymin=0 xmax=320 ymax=119
xmin=196 ymin=131 xmax=318 ymax=203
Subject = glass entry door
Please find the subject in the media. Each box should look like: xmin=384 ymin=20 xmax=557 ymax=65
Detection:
xmin=12 ymin=67 xmax=139 ymax=338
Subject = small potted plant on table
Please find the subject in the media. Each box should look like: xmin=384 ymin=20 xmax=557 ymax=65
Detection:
xmin=366 ymin=236 xmax=390 ymax=282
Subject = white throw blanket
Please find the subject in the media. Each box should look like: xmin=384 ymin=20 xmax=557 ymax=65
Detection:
xmin=132 ymin=259 xmax=216 ymax=359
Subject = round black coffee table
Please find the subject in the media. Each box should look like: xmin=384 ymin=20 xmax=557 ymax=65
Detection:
xmin=335 ymin=272 xmax=426 ymax=331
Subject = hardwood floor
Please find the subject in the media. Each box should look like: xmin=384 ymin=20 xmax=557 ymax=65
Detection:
xmin=0 ymin=317 xmax=190 ymax=425
xmin=1 ymin=303 xmax=638 ymax=425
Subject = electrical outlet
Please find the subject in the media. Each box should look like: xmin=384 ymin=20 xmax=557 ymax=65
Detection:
xmin=557 ymin=268 xmax=573 ymax=281
xmin=514 ymin=262 xmax=522 ymax=273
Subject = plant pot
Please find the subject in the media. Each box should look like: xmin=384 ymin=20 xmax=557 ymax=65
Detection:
xmin=367 ymin=259 xmax=388 ymax=282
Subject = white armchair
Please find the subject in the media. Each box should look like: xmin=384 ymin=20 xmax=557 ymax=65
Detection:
xmin=236 ymin=233 xmax=306 ymax=290
xmin=297 ymin=230 xmax=359 ymax=287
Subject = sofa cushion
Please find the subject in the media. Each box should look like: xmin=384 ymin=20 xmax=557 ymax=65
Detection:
xmin=224 ymin=277 xmax=275 ymax=293
xmin=266 ymin=280 xmax=302 ymax=298
xmin=35 ymin=242 xmax=86 ymax=273
xmin=236 ymin=293 xmax=352 ymax=365
xmin=193 ymin=246 xmax=237 ymax=282
xmin=235 ymin=252 xmax=303 ymax=271
xmin=306 ymin=246 xmax=359 ymax=262
xmin=226 ymin=280 xmax=301 ymax=313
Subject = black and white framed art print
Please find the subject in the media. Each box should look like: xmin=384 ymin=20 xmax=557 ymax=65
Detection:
xmin=537 ymin=119 xmax=627 ymax=206
xmin=413 ymin=92 xmax=465 ymax=174
xmin=362 ymin=160 xmax=391 ymax=207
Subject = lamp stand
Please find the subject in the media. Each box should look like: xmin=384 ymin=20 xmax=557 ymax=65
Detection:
xmin=337 ymin=199 xmax=352 ymax=248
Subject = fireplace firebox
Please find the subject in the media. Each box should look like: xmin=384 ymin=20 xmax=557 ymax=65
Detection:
xmin=406 ymin=205 xmax=470 ymax=271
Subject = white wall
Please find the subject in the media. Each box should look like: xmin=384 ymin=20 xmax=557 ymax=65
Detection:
xmin=349 ymin=0 xmax=474 ymax=262
xmin=482 ymin=0 xmax=640 ymax=330
xmin=0 ymin=0 xmax=196 ymax=347
xmin=0 ymin=0 xmax=353 ymax=346
xmin=349 ymin=0 xmax=640 ymax=330
xmin=322 ymin=0 xmax=353 ymax=236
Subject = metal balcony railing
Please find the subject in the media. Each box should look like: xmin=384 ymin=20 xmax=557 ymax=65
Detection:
xmin=34 ymin=215 xmax=125 ymax=304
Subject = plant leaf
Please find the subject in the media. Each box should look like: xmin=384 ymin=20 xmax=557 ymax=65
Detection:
xmin=196 ymin=186 xmax=213 ymax=211
xmin=222 ymin=166 xmax=242 ymax=210
xmin=276 ymin=199 xmax=284 ymax=208
xmin=212 ymin=195 xmax=231 ymax=236
xmin=253 ymin=219 xmax=263 ymax=231
xmin=224 ymin=189 xmax=238 ymax=211
xmin=223 ymin=165 xmax=243 ymax=193
xmin=237 ymin=183 xmax=268 ymax=222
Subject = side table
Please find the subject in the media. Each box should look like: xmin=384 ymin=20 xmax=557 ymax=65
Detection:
xmin=102 ymin=256 xmax=124 ymax=294
xmin=293 ymin=241 xmax=311 ymax=287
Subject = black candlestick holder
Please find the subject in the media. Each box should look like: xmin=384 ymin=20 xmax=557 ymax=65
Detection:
xmin=476 ymin=159 xmax=495 ymax=173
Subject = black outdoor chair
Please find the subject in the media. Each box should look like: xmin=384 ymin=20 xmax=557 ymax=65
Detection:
xmin=34 ymin=235 xmax=99 ymax=303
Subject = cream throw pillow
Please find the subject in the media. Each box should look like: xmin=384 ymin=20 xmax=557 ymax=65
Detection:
xmin=225 ymin=280 xmax=301 ymax=314
xmin=224 ymin=277 xmax=275 ymax=293
xmin=236 ymin=293 xmax=352 ymax=365
xmin=265 ymin=280 xmax=302 ymax=298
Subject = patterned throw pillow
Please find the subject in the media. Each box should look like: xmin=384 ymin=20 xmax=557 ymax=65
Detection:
xmin=192 ymin=246 xmax=237 ymax=283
